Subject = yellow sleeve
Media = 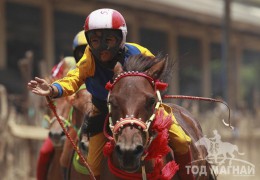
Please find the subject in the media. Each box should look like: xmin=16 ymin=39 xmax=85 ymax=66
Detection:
xmin=53 ymin=46 xmax=95 ymax=97
xmin=127 ymin=43 xmax=155 ymax=57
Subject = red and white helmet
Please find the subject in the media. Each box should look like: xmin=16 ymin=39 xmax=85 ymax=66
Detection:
xmin=84 ymin=8 xmax=127 ymax=49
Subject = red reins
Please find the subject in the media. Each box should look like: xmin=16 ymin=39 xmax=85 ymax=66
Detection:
xmin=163 ymin=95 xmax=233 ymax=129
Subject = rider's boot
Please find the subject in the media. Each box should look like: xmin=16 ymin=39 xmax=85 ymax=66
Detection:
xmin=174 ymin=148 xmax=195 ymax=180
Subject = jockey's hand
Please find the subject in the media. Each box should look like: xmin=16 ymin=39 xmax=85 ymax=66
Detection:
xmin=27 ymin=77 xmax=51 ymax=96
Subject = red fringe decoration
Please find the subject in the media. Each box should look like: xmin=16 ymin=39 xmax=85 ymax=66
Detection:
xmin=150 ymin=158 xmax=163 ymax=180
xmin=146 ymin=108 xmax=179 ymax=180
xmin=149 ymin=159 xmax=179 ymax=180
xmin=161 ymin=161 xmax=179 ymax=180
xmin=145 ymin=109 xmax=173 ymax=160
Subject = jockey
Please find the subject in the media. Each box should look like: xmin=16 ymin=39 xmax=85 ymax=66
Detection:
xmin=29 ymin=8 xmax=194 ymax=180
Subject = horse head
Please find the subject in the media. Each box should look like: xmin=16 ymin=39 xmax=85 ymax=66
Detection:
xmin=105 ymin=55 xmax=169 ymax=173
xmin=48 ymin=97 xmax=72 ymax=147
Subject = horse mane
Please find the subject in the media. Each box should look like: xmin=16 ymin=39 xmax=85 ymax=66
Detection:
xmin=123 ymin=54 xmax=174 ymax=82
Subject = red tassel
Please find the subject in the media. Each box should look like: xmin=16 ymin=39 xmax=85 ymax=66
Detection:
xmin=150 ymin=158 xmax=163 ymax=180
xmin=105 ymin=82 xmax=113 ymax=90
xmin=155 ymin=81 xmax=168 ymax=91
xmin=103 ymin=142 xmax=114 ymax=157
xmin=150 ymin=159 xmax=179 ymax=180
xmin=152 ymin=110 xmax=172 ymax=132
xmin=161 ymin=161 xmax=179 ymax=180
xmin=146 ymin=109 xmax=173 ymax=160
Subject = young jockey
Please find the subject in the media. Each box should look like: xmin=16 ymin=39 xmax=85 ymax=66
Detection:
xmin=29 ymin=8 xmax=194 ymax=180
xmin=36 ymin=31 xmax=88 ymax=180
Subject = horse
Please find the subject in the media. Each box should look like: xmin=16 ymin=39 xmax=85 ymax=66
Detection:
xmin=65 ymin=87 xmax=93 ymax=180
xmin=44 ymin=86 xmax=92 ymax=180
xmin=99 ymin=55 xmax=216 ymax=180
xmin=45 ymin=96 xmax=73 ymax=180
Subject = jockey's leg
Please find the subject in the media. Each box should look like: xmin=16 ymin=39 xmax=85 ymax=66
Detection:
xmin=37 ymin=137 xmax=54 ymax=180
xmin=86 ymin=132 xmax=107 ymax=178
xmin=81 ymin=97 xmax=108 ymax=178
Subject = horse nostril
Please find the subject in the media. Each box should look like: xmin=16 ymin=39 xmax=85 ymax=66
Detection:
xmin=115 ymin=145 xmax=123 ymax=156
xmin=134 ymin=145 xmax=144 ymax=156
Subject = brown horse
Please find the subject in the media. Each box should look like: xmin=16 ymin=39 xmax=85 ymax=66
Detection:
xmin=46 ymin=97 xmax=72 ymax=180
xmin=100 ymin=55 xmax=215 ymax=180
xmin=44 ymin=87 xmax=92 ymax=180
xmin=65 ymin=87 xmax=93 ymax=180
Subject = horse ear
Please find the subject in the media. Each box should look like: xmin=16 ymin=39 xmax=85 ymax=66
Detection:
xmin=113 ymin=62 xmax=123 ymax=75
xmin=146 ymin=58 xmax=166 ymax=79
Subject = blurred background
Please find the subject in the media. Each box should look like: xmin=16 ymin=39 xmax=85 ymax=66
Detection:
xmin=0 ymin=0 xmax=259 ymax=179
